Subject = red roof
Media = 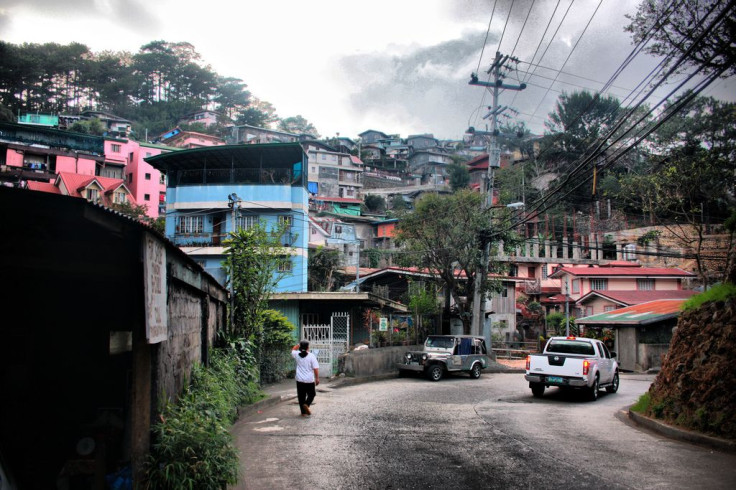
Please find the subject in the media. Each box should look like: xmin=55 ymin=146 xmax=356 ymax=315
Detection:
xmin=26 ymin=182 xmax=61 ymax=194
xmin=549 ymin=266 xmax=695 ymax=278
xmin=54 ymin=172 xmax=132 ymax=207
xmin=350 ymin=155 xmax=364 ymax=165
xmin=577 ymin=289 xmax=697 ymax=306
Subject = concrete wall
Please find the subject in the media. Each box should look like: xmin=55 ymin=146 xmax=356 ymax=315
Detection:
xmin=338 ymin=345 xmax=422 ymax=377
xmin=638 ymin=343 xmax=669 ymax=371
xmin=616 ymin=327 xmax=638 ymax=371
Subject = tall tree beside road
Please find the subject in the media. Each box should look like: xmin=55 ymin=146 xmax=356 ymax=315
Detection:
xmin=625 ymin=0 xmax=736 ymax=78
xmin=612 ymin=96 xmax=736 ymax=287
xmin=395 ymin=190 xmax=515 ymax=334
xmin=221 ymin=222 xmax=289 ymax=342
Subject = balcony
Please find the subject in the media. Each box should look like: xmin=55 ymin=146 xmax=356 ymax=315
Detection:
xmin=172 ymin=232 xmax=218 ymax=247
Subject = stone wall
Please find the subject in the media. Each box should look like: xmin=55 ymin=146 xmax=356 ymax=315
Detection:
xmin=338 ymin=345 xmax=422 ymax=377
xmin=155 ymin=284 xmax=206 ymax=402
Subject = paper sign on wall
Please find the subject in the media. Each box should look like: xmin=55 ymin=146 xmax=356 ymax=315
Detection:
xmin=143 ymin=232 xmax=168 ymax=343
xmin=379 ymin=317 xmax=388 ymax=331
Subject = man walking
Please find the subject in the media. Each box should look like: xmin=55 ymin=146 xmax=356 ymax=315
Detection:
xmin=291 ymin=340 xmax=319 ymax=416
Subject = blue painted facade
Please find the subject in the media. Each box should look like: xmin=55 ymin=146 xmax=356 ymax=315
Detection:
xmin=147 ymin=144 xmax=309 ymax=292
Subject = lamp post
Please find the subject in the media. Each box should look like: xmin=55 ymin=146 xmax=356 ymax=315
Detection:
xmin=227 ymin=193 xmax=241 ymax=331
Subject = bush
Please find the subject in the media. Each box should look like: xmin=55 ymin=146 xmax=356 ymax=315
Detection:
xmin=260 ymin=310 xmax=296 ymax=383
xmin=144 ymin=346 xmax=264 ymax=489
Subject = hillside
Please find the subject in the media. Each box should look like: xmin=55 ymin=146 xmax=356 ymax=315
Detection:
xmin=644 ymin=294 xmax=736 ymax=439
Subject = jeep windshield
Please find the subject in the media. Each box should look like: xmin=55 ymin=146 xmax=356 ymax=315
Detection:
xmin=425 ymin=336 xmax=455 ymax=349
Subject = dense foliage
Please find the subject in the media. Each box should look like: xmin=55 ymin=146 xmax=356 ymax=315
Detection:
xmin=144 ymin=346 xmax=264 ymax=489
xmin=0 ymin=40 xmax=318 ymax=138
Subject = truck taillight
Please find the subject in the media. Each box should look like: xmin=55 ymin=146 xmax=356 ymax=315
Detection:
xmin=583 ymin=359 xmax=590 ymax=375
xmin=526 ymin=355 xmax=531 ymax=370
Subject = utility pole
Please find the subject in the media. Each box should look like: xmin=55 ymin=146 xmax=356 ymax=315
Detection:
xmin=228 ymin=193 xmax=242 ymax=331
xmin=565 ymin=279 xmax=570 ymax=337
xmin=468 ymin=52 xmax=526 ymax=349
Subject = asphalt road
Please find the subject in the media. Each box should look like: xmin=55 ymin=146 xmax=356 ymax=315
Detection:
xmin=230 ymin=372 xmax=736 ymax=489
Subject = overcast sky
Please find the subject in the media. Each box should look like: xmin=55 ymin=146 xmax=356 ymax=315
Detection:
xmin=1 ymin=0 xmax=733 ymax=140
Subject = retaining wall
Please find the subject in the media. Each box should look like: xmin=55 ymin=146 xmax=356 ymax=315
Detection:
xmin=338 ymin=345 xmax=422 ymax=377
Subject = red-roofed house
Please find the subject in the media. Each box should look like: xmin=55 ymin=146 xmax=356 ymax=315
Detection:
xmin=577 ymin=299 xmax=689 ymax=371
xmin=549 ymin=266 xmax=695 ymax=318
xmin=30 ymin=171 xmax=134 ymax=208
xmin=576 ymin=289 xmax=697 ymax=317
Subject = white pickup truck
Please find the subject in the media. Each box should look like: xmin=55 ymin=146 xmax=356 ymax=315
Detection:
xmin=524 ymin=336 xmax=619 ymax=401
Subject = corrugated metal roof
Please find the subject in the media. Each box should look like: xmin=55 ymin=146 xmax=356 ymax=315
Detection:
xmin=577 ymin=299 xmax=687 ymax=325
xmin=577 ymin=289 xmax=697 ymax=306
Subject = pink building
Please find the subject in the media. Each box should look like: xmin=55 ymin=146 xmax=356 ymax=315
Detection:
xmin=103 ymin=138 xmax=171 ymax=218
xmin=156 ymin=128 xmax=225 ymax=149
xmin=549 ymin=265 xmax=696 ymax=318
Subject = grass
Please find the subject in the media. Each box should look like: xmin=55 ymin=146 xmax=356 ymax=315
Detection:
xmin=682 ymin=283 xmax=736 ymax=311
xmin=630 ymin=392 xmax=651 ymax=413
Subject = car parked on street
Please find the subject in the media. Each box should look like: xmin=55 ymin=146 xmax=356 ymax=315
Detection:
xmin=397 ymin=335 xmax=490 ymax=381
xmin=524 ymin=336 xmax=619 ymax=401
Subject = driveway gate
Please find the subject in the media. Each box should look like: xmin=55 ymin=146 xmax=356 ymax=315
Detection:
xmin=302 ymin=312 xmax=349 ymax=377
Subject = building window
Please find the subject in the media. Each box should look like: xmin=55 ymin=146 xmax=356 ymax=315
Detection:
xmin=144 ymin=194 xmax=150 ymax=201
xmin=278 ymin=257 xmax=292 ymax=272
xmin=176 ymin=215 xmax=204 ymax=234
xmin=111 ymin=144 xmax=121 ymax=153
xmin=279 ymin=215 xmax=293 ymax=228
xmin=236 ymin=214 xmax=259 ymax=230
xmin=604 ymin=305 xmax=617 ymax=312
xmin=86 ymin=188 xmax=100 ymax=202
xmin=637 ymin=279 xmax=654 ymax=291
xmin=127 ymin=173 xmax=133 ymax=183
xmin=572 ymin=279 xmax=580 ymax=294
xmin=623 ymin=244 xmax=637 ymax=261
xmin=113 ymin=191 xmax=126 ymax=204
xmin=146 ymin=152 xmax=152 ymax=158
xmin=159 ymin=174 xmax=166 ymax=185
xmin=145 ymin=173 xmax=151 ymax=180
xmin=527 ymin=266 xmax=536 ymax=278
xmin=542 ymin=264 xmax=548 ymax=279
xmin=590 ymin=278 xmax=608 ymax=291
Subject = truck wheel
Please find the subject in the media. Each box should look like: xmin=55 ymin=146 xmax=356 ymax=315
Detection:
xmin=426 ymin=364 xmax=443 ymax=382
xmin=469 ymin=363 xmax=482 ymax=379
xmin=531 ymin=383 xmax=545 ymax=398
xmin=606 ymin=371 xmax=619 ymax=393
xmin=588 ymin=375 xmax=599 ymax=401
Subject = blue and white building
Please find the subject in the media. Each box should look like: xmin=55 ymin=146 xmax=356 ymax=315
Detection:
xmin=146 ymin=143 xmax=309 ymax=292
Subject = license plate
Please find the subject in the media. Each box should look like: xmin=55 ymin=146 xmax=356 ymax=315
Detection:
xmin=547 ymin=376 xmax=563 ymax=384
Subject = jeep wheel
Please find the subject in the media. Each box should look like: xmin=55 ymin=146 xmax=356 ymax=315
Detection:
xmin=606 ymin=371 xmax=619 ymax=393
xmin=426 ymin=364 xmax=443 ymax=382
xmin=469 ymin=363 xmax=482 ymax=379
xmin=531 ymin=383 xmax=545 ymax=398
xmin=588 ymin=375 xmax=599 ymax=401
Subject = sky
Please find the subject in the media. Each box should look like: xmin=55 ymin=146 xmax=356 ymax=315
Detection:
xmin=1 ymin=0 xmax=733 ymax=141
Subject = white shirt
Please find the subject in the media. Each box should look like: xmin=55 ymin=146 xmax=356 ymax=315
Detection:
xmin=291 ymin=349 xmax=319 ymax=383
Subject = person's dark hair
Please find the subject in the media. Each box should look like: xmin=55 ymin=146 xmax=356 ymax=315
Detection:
xmin=299 ymin=340 xmax=309 ymax=358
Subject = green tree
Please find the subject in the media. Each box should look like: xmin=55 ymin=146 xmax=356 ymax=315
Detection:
xmin=395 ymin=190 xmax=513 ymax=334
xmin=447 ymin=162 xmax=470 ymax=191
xmin=625 ymin=0 xmax=736 ymax=78
xmin=70 ymin=117 xmax=105 ymax=135
xmin=278 ymin=115 xmax=319 ymax=137
xmin=221 ymin=221 xmax=289 ymax=342
xmin=364 ymin=194 xmax=386 ymax=214
xmin=260 ymin=309 xmax=296 ymax=383
xmin=308 ymin=246 xmax=341 ymax=291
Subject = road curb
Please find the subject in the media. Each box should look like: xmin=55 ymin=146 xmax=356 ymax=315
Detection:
xmin=626 ymin=409 xmax=736 ymax=453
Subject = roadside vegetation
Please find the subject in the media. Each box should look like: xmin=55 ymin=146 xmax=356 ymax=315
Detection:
xmin=143 ymin=222 xmax=296 ymax=488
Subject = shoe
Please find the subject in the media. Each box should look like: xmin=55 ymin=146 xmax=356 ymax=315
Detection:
xmin=302 ymin=404 xmax=311 ymax=415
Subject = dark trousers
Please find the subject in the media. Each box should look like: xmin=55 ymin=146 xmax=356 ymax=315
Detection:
xmin=296 ymin=381 xmax=316 ymax=413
